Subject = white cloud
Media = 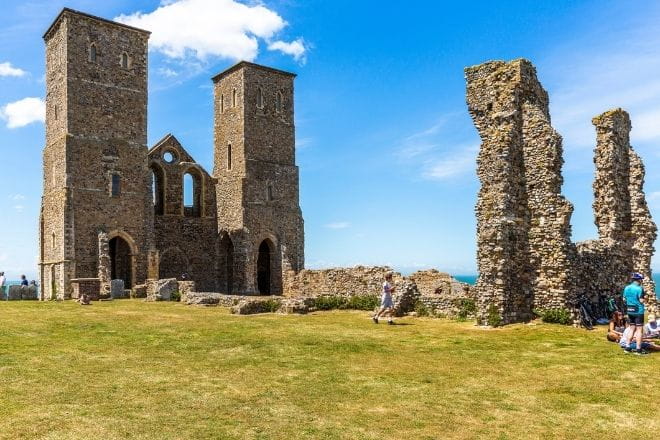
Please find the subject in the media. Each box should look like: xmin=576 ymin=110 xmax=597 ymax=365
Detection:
xmin=13 ymin=205 xmax=24 ymax=213
xmin=157 ymin=67 xmax=179 ymax=77
xmin=0 ymin=97 xmax=45 ymax=128
xmin=267 ymin=39 xmax=306 ymax=62
xmin=325 ymin=222 xmax=350 ymax=229
xmin=543 ymin=11 xmax=660 ymax=149
xmin=422 ymin=147 xmax=477 ymax=181
xmin=395 ymin=113 xmax=479 ymax=181
xmin=9 ymin=194 xmax=25 ymax=200
xmin=116 ymin=0 xmax=305 ymax=62
xmin=0 ymin=62 xmax=26 ymax=77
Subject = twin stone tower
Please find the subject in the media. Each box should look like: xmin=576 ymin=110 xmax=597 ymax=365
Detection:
xmin=39 ymin=9 xmax=304 ymax=299
xmin=38 ymin=10 xmax=656 ymax=323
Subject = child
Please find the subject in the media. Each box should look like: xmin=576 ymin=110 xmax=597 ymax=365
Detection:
xmin=373 ymin=272 xmax=395 ymax=325
xmin=644 ymin=314 xmax=660 ymax=338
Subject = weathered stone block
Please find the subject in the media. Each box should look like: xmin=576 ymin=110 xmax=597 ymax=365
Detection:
xmin=231 ymin=298 xmax=281 ymax=315
xmin=131 ymin=284 xmax=147 ymax=299
xmin=110 ymin=280 xmax=125 ymax=299
xmin=22 ymin=285 xmax=39 ymax=300
xmin=8 ymin=285 xmax=23 ymax=300
xmin=146 ymin=278 xmax=178 ymax=301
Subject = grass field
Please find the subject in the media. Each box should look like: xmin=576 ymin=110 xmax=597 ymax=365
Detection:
xmin=0 ymin=300 xmax=658 ymax=440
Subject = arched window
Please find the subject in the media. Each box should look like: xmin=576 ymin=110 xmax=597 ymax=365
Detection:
xmin=54 ymin=105 xmax=58 ymax=121
xmin=275 ymin=91 xmax=283 ymax=113
xmin=257 ymin=87 xmax=264 ymax=109
xmin=227 ymin=144 xmax=232 ymax=170
xmin=111 ymin=174 xmax=121 ymax=197
xmin=51 ymin=232 xmax=55 ymax=250
xmin=89 ymin=43 xmax=97 ymax=63
xmin=183 ymin=170 xmax=202 ymax=217
xmin=220 ymin=94 xmax=224 ymax=113
xmin=151 ymin=164 xmax=165 ymax=215
xmin=232 ymin=89 xmax=237 ymax=107
xmin=121 ymin=52 xmax=129 ymax=69
xmin=267 ymin=183 xmax=274 ymax=201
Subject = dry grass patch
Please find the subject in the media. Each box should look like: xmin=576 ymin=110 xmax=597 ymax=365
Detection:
xmin=0 ymin=301 xmax=658 ymax=439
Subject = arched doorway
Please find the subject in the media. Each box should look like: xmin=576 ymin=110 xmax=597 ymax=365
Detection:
xmin=109 ymin=236 xmax=133 ymax=288
xmin=219 ymin=235 xmax=234 ymax=294
xmin=257 ymin=240 xmax=271 ymax=294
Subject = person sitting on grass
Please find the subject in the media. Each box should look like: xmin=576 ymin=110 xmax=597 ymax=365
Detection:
xmin=644 ymin=314 xmax=660 ymax=339
xmin=607 ymin=311 xmax=627 ymax=341
xmin=618 ymin=326 xmax=660 ymax=353
xmin=373 ymin=272 xmax=395 ymax=325
xmin=78 ymin=293 xmax=91 ymax=305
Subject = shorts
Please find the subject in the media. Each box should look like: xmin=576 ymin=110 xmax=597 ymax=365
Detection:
xmin=628 ymin=342 xmax=652 ymax=351
xmin=628 ymin=314 xmax=644 ymax=326
xmin=381 ymin=294 xmax=393 ymax=308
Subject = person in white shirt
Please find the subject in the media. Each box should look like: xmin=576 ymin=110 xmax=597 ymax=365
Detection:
xmin=0 ymin=271 xmax=6 ymax=300
xmin=644 ymin=314 xmax=660 ymax=338
xmin=373 ymin=272 xmax=396 ymax=325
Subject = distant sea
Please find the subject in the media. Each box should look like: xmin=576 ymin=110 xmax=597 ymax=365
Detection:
xmin=452 ymin=274 xmax=660 ymax=298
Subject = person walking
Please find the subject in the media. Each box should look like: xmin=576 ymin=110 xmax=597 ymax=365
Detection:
xmin=623 ymin=272 xmax=647 ymax=355
xmin=0 ymin=271 xmax=5 ymax=300
xmin=373 ymin=272 xmax=395 ymax=325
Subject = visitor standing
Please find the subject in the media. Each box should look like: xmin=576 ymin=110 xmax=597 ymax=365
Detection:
xmin=0 ymin=271 xmax=5 ymax=300
xmin=373 ymin=272 xmax=395 ymax=325
xmin=623 ymin=272 xmax=647 ymax=355
xmin=20 ymin=275 xmax=28 ymax=286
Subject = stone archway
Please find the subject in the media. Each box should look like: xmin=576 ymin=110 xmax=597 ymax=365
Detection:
xmin=109 ymin=236 xmax=133 ymax=289
xmin=218 ymin=234 xmax=234 ymax=294
xmin=257 ymin=240 xmax=271 ymax=294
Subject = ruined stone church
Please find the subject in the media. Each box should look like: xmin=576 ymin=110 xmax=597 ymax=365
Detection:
xmin=39 ymin=8 xmax=304 ymax=299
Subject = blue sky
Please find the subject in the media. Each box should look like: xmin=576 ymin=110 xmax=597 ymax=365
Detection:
xmin=2 ymin=0 xmax=660 ymax=279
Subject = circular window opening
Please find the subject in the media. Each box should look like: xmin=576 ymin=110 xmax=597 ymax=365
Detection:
xmin=163 ymin=151 xmax=177 ymax=163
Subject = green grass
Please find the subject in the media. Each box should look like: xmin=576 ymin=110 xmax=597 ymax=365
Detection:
xmin=0 ymin=300 xmax=658 ymax=439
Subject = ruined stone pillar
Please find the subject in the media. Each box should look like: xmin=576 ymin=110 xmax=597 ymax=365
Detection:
xmin=466 ymin=59 xmax=575 ymax=324
xmin=98 ymin=231 xmax=111 ymax=297
xmin=629 ymin=147 xmax=657 ymax=310
xmin=518 ymin=62 xmax=575 ymax=311
xmin=466 ymin=60 xmax=535 ymax=325
xmin=592 ymin=110 xmax=633 ymax=242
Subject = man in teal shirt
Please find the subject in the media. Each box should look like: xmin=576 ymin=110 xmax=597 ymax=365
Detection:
xmin=623 ymin=273 xmax=646 ymax=354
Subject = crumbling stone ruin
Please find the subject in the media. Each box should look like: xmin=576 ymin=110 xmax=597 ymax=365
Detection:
xmin=466 ymin=59 xmax=657 ymax=325
xmin=39 ymin=8 xmax=303 ymax=299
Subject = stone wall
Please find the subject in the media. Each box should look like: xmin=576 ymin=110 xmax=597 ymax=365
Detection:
xmin=148 ymin=134 xmax=218 ymax=291
xmin=283 ymin=266 xmax=404 ymax=297
xmin=466 ymin=59 xmax=657 ymax=324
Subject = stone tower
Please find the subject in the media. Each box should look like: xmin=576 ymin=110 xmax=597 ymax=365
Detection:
xmin=39 ymin=9 xmax=153 ymax=299
xmin=212 ymin=62 xmax=304 ymax=295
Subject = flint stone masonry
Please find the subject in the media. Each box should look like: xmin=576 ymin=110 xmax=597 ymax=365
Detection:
xmin=146 ymin=278 xmax=178 ymax=301
xmin=407 ymin=269 xmax=470 ymax=297
xmin=7 ymin=285 xmax=39 ymax=300
xmin=70 ymin=278 xmax=100 ymax=300
xmin=283 ymin=266 xmax=405 ymax=297
xmin=39 ymin=9 xmax=305 ymax=299
xmin=466 ymin=59 xmax=657 ymax=325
